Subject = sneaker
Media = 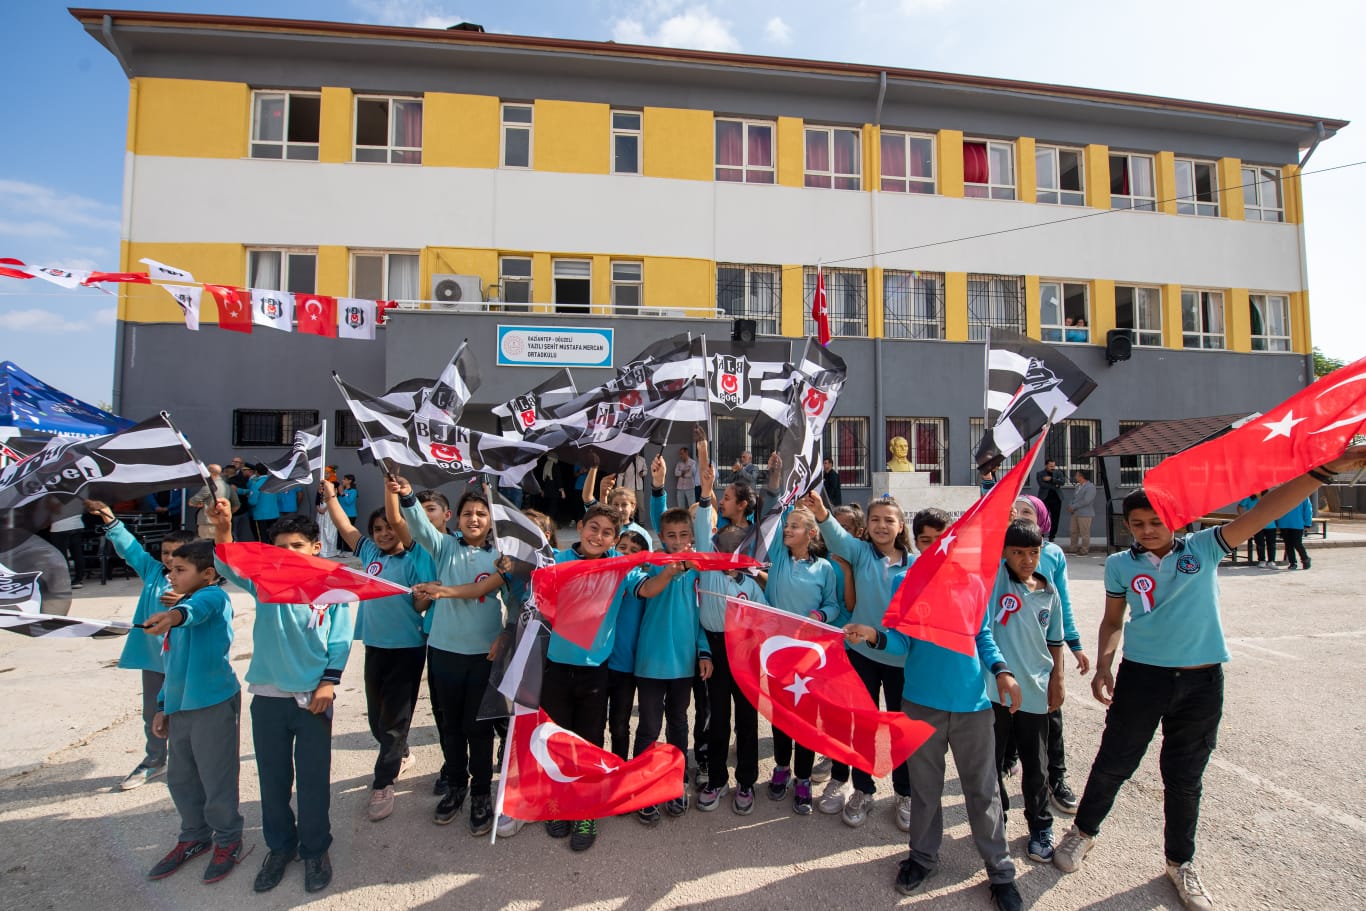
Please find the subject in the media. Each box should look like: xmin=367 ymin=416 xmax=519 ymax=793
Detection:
xmin=303 ymin=853 xmax=332 ymax=893
xmin=894 ymin=794 xmax=913 ymax=832
xmin=817 ymin=779 xmax=851 ymax=815
xmin=1256 ymin=560 xmax=1267 ymax=567
xmin=432 ymin=774 xmax=451 ymax=796
xmin=433 ymin=786 xmax=467 ymax=825
xmin=1028 ymin=827 xmax=1056 ymax=862
xmin=1053 ymin=824 xmax=1095 ymax=873
xmin=202 ymin=841 xmax=242 ymax=884
xmin=637 ymin=804 xmax=662 ymax=827
xmin=895 ymin=857 xmax=931 ymax=896
xmin=1166 ymin=860 xmax=1214 ymax=911
xmin=697 ymin=784 xmax=728 ymax=811
xmin=544 ymin=819 xmax=571 ymax=838
xmin=793 ymin=778 xmax=813 ymax=815
xmin=811 ymin=756 xmax=833 ymax=782
xmin=252 ymin=848 xmax=296 ymax=893
xmin=694 ymin=767 xmax=710 ymax=792
xmin=496 ymin=815 xmax=525 ymax=838
xmin=121 ymin=762 xmax=166 ymax=791
xmin=147 ymin=840 xmax=209 ymax=880
xmin=665 ymin=793 xmax=689 ymax=817
xmin=1303 ymin=558 xmax=1312 ymax=570
xmin=988 ymin=881 xmax=1024 ymax=911
xmin=1288 ymin=563 xmax=1299 ymax=570
xmin=841 ymin=790 xmax=871 ymax=828
xmin=399 ymin=754 xmax=415 ymax=778
xmin=1050 ymin=780 xmax=1079 ymax=815
xmin=367 ymin=785 xmax=395 ymax=822
xmin=1003 ymin=757 xmax=1020 ymax=778
xmin=569 ymin=818 xmax=598 ymax=852
xmin=71 ymin=582 xmax=84 ymax=590
xmin=732 ymin=787 xmax=755 ymax=816
xmin=768 ymin=766 xmax=792 ymax=800
xmin=468 ymin=794 xmax=493 ymax=836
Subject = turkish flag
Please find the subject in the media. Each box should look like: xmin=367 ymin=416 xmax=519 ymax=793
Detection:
xmin=813 ymin=267 xmax=831 ymax=347
xmin=500 ymin=707 xmax=684 ymax=821
xmin=725 ymin=598 xmax=934 ymax=776
xmin=376 ymin=299 xmax=397 ymax=326
xmin=1143 ymin=356 xmax=1366 ymax=530
xmin=0 ymin=258 xmax=34 ymax=280
xmin=82 ymin=271 xmax=151 ymax=286
xmin=883 ymin=429 xmax=1049 ymax=656
xmin=214 ymin=543 xmax=411 ymax=604
xmin=296 ymin=294 xmax=338 ymax=337
xmin=531 ymin=551 xmax=763 ymax=651
xmin=205 ymin=284 xmax=253 ymax=334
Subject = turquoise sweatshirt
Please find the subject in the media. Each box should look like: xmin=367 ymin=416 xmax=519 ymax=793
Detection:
xmin=877 ymin=599 xmax=1009 ymax=714
xmin=546 ymin=545 xmax=627 ymax=667
xmin=633 ymin=562 xmax=711 ymax=680
xmin=159 ymin=584 xmax=239 ymax=715
xmin=606 ymin=566 xmax=650 ymax=673
xmin=353 ymin=537 xmax=433 ymax=649
xmin=765 ymin=506 xmax=839 ymax=622
xmin=818 ymin=516 xmax=914 ymax=667
xmin=1039 ymin=542 xmax=1082 ymax=650
xmin=401 ymin=497 xmax=506 ymax=655
xmin=247 ymin=475 xmax=280 ymax=521
xmin=108 ymin=520 xmax=171 ymax=673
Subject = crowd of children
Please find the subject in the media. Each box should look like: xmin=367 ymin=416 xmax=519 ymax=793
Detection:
xmin=93 ymin=436 xmax=1364 ymax=910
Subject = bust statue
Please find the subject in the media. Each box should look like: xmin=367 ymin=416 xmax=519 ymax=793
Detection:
xmin=888 ymin=436 xmax=912 ymax=472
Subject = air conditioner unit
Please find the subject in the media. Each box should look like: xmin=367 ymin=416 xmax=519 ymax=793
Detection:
xmin=430 ymin=274 xmax=483 ymax=310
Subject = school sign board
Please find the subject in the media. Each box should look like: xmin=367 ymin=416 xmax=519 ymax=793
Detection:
xmin=496 ymin=326 xmax=614 ymax=368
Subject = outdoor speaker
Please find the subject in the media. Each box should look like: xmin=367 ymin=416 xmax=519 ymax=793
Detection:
xmin=1106 ymin=329 xmax=1133 ymax=365
xmin=732 ymin=318 xmax=757 ymax=346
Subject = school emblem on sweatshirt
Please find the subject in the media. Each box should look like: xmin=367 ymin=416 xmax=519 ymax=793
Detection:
xmin=1131 ymin=574 xmax=1157 ymax=613
xmin=1037 ymin=608 xmax=1051 ymax=627
xmin=366 ymin=561 xmax=383 ymax=576
xmin=996 ymin=593 xmax=1022 ymax=625
xmin=1175 ymin=554 xmax=1201 ymax=574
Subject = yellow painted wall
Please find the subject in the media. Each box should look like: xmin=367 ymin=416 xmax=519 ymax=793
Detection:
xmin=532 ymin=254 xmax=554 ymax=313
xmin=1083 ymin=144 xmax=1109 ymax=209
xmin=1024 ymin=275 xmax=1041 ymax=339
xmin=119 ymin=242 xmax=245 ymax=322
xmin=642 ymin=106 xmax=713 ymax=181
xmin=1226 ymin=288 xmax=1252 ymax=351
xmin=1154 ymin=151 xmax=1178 ymax=215
xmin=643 ymin=257 xmax=713 ymax=316
xmin=427 ymin=247 xmax=500 ymax=296
xmin=777 ymin=116 xmax=803 ymax=188
xmin=1282 ymin=164 xmax=1304 ymax=224
xmin=944 ymin=271 xmax=968 ymax=341
xmin=1162 ymin=283 xmax=1185 ymax=349
xmin=1291 ymin=291 xmax=1311 ymax=353
xmin=938 ymin=130 xmax=964 ymax=198
xmin=780 ymin=265 xmax=805 ymax=336
xmin=1090 ymin=279 xmax=1116 ymax=342
xmin=535 ymin=100 xmax=610 ymax=174
xmin=315 ymin=246 xmax=350 ymax=297
xmin=131 ymin=77 xmax=249 ymax=158
xmin=867 ymin=267 xmax=884 ymax=337
xmin=318 ymin=87 xmax=352 ymax=163
xmin=1017 ymin=137 xmax=1037 ymax=204
xmin=124 ymin=81 xmax=140 ymax=153
xmin=1217 ymin=158 xmax=1245 ymax=220
xmin=864 ymin=125 xmax=879 ymax=193
xmin=424 ymin=93 xmax=499 ymax=169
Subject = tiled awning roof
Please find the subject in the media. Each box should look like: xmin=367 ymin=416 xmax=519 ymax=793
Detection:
xmin=1085 ymin=413 xmax=1252 ymax=458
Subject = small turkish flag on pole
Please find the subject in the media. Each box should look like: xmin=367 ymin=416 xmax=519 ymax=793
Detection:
xmin=813 ymin=264 xmax=831 ymax=347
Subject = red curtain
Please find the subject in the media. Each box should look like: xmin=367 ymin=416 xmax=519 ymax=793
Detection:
xmin=963 ymin=142 xmax=989 ymax=184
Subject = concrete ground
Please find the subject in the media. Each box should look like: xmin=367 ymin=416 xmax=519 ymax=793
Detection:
xmin=1 ymin=542 xmax=1363 ymax=910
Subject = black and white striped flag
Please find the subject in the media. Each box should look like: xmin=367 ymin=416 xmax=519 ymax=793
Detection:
xmin=258 ymin=422 xmax=325 ymax=493
xmin=0 ymin=569 xmax=42 ymax=612
xmin=974 ymin=331 xmax=1097 ymax=469
xmin=492 ymin=369 xmax=578 ymax=439
xmin=0 ymin=608 xmax=135 ymax=639
xmin=415 ymin=340 xmax=481 ymax=423
xmin=491 ymin=493 xmax=555 ymax=573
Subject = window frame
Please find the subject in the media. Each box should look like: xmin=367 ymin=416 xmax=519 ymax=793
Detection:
xmin=610 ymin=260 xmax=644 ymax=314
xmin=351 ymin=250 xmax=420 ymax=302
xmin=498 ymin=255 xmax=533 ymax=312
xmin=1180 ymin=289 xmax=1226 ymax=350
xmin=1249 ymin=292 xmax=1292 ymax=352
xmin=1243 ymin=166 xmax=1285 ymax=222
xmin=1044 ymin=418 xmax=1101 ymax=478
xmin=246 ymin=248 xmax=318 ymax=296
xmin=803 ymin=125 xmax=862 ymax=190
xmin=879 ymin=130 xmax=936 ymax=194
xmin=611 ymin=110 xmax=642 ymax=175
xmin=250 ymin=90 xmax=321 ymax=161
xmin=884 ymin=417 xmax=949 ymax=484
xmin=963 ymin=138 xmax=1016 ymax=200
xmin=823 ymin=416 xmax=870 ymax=489
xmin=883 ymin=269 xmax=945 ymax=339
xmin=232 ymin=409 xmax=320 ymax=448
xmin=1117 ymin=419 xmax=1162 ymax=488
xmin=1039 ymin=280 xmax=1091 ymax=344
xmin=716 ymin=263 xmax=782 ymax=336
xmin=715 ymin=415 xmax=776 ymax=486
xmin=353 ymin=95 xmax=423 ymax=165
xmin=1109 ymin=152 xmax=1156 ymax=211
xmin=967 ymin=273 xmax=1025 ymax=340
xmin=1035 ymin=144 xmax=1085 ymax=206
xmin=552 ymin=257 xmax=592 ymax=314
xmin=714 ymin=117 xmax=776 ymax=184
xmin=1174 ymin=157 xmax=1220 ymax=217
xmin=803 ymin=267 xmax=868 ymax=338
xmin=501 ymin=102 xmax=534 ymax=169
xmin=1114 ymin=284 xmax=1164 ymax=347
xmin=334 ymin=409 xmax=364 ymax=448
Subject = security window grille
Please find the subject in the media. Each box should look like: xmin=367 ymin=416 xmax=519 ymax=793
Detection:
xmin=1035 ymin=145 xmax=1084 ymax=206
xmin=823 ymin=416 xmax=870 ymax=489
xmin=1110 ymin=153 xmax=1156 ymax=210
xmin=353 ymin=252 xmax=419 ymax=301
xmin=967 ymin=274 xmax=1025 ymax=340
xmin=715 ymin=416 xmax=776 ymax=485
xmin=1250 ymin=293 xmax=1292 ymax=352
xmin=1117 ymin=419 xmax=1161 ymax=487
xmin=880 ymin=131 xmax=935 ymax=194
xmin=334 ymin=410 xmax=363 ymax=447
xmin=1040 ymin=281 xmax=1090 ymax=344
xmin=804 ymin=267 xmax=868 ymax=338
xmin=884 ymin=418 xmax=948 ymax=484
xmin=251 ymin=91 xmax=320 ymax=160
xmin=612 ymin=111 xmax=641 ymax=174
xmin=883 ymin=270 xmax=945 ymax=339
xmin=499 ymin=256 xmax=533 ymax=312
xmin=354 ymin=96 xmax=422 ymax=164
xmin=1044 ymin=419 xmax=1100 ymax=477
xmin=963 ymin=139 xmax=1015 ymax=199
xmin=717 ymin=264 xmax=781 ymax=336
xmin=1175 ymin=159 xmax=1220 ymax=217
xmin=234 ymin=410 xmax=319 ymax=447
xmin=611 ymin=261 xmax=643 ymax=314
xmin=1243 ymin=166 xmax=1284 ymax=222
xmin=247 ymin=249 xmax=317 ymax=295
xmin=715 ymin=118 xmax=775 ymax=184
xmin=502 ymin=103 xmax=533 ymax=168
xmin=804 ymin=126 xmax=862 ymax=190
xmin=1181 ymin=289 xmax=1225 ymax=349
xmin=1115 ymin=285 xmax=1163 ymax=347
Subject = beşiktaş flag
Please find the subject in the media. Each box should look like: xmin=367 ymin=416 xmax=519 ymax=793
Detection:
xmin=706 ymin=339 xmax=794 ymax=423
xmin=492 ymin=369 xmax=578 ymax=439
xmin=24 ymin=264 xmax=93 ymax=289
xmin=161 ymin=284 xmax=201 ymax=331
xmin=749 ymin=337 xmax=846 ymax=445
xmin=973 ymin=331 xmax=1097 ymax=469
xmin=335 ymin=375 xmax=449 ymax=488
xmin=337 ymin=297 xmax=377 ymax=340
xmin=0 ymin=608 xmax=135 ymax=640
xmin=0 ymin=569 xmax=42 ymax=612
xmin=491 ymin=490 xmax=555 ymax=573
xmin=410 ymin=416 xmax=547 ymax=489
xmin=139 ymin=258 xmax=195 ymax=284
xmin=415 ymin=340 xmax=481 ymax=423
xmin=251 ymin=288 xmax=294 ymax=332
xmin=257 ymin=423 xmax=325 ymax=493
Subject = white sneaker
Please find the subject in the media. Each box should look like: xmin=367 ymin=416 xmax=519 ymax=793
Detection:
xmin=810 ymin=756 xmax=833 ymax=783
xmin=496 ymin=814 xmax=525 ymax=838
xmin=816 ymin=779 xmax=851 ymax=814
xmin=367 ymin=785 xmax=395 ymax=821
xmin=1166 ymin=860 xmax=1214 ymax=910
xmin=841 ymin=790 xmax=871 ymax=828
xmin=894 ymin=794 xmax=912 ymax=832
xmin=1053 ymin=824 xmax=1095 ymax=873
xmin=119 ymin=762 xmax=166 ymax=791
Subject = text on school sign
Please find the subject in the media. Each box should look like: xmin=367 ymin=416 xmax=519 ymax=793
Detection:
xmin=497 ymin=325 xmax=614 ymax=368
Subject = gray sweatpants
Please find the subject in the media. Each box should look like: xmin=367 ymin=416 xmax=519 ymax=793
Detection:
xmin=141 ymin=670 xmax=168 ymax=767
xmin=167 ymin=691 xmax=244 ymax=847
xmin=902 ymin=699 xmax=1015 ymax=885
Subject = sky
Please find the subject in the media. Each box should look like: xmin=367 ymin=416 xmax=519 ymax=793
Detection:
xmin=3 ymin=0 xmax=1364 ymax=406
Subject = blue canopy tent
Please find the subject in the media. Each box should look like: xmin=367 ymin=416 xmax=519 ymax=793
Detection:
xmin=0 ymin=361 xmax=132 ymax=438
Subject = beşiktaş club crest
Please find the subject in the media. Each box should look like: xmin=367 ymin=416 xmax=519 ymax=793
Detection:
xmin=344 ymin=305 xmax=367 ymax=330
xmin=579 ymin=401 xmax=642 ymax=446
xmin=509 ymin=394 xmax=539 ymax=433
xmin=415 ymin=420 xmax=474 ymax=472
xmin=711 ymin=354 xmax=750 ymax=410
xmin=259 ymin=294 xmax=286 ymax=321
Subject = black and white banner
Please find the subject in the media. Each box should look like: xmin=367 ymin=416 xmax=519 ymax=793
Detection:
xmin=415 ymin=340 xmax=481 ymax=423
xmin=0 ymin=569 xmax=42 ymax=612
xmin=0 ymin=608 xmax=134 ymax=640
xmin=251 ymin=288 xmax=294 ymax=332
xmin=706 ymin=339 xmax=794 ymax=424
xmin=974 ymin=331 xmax=1097 ymax=468
xmin=491 ymin=493 xmax=556 ymax=572
xmin=162 ymin=284 xmax=201 ymax=331
xmin=258 ymin=422 xmax=325 ymax=493
xmin=492 ymin=369 xmax=578 ymax=438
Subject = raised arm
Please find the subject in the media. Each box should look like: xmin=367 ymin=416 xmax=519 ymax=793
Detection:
xmin=320 ymin=480 xmax=362 ymax=551
xmin=1223 ymin=446 xmax=1366 ymax=548
xmin=383 ymin=475 xmax=414 ymax=549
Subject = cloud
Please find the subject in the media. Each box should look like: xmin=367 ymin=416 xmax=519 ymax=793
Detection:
xmin=0 ymin=180 xmax=121 ymax=243
xmin=348 ymin=0 xmax=468 ymax=29
xmin=613 ymin=7 xmax=740 ymax=52
xmin=0 ymin=307 xmax=114 ymax=333
xmin=899 ymin=0 xmax=954 ymax=11
xmin=764 ymin=16 xmax=791 ymax=45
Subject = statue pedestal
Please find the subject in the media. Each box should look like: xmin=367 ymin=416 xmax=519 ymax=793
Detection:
xmin=873 ymin=471 xmax=982 ymax=521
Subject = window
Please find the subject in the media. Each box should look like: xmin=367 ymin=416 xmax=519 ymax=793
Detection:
xmin=1115 ymin=285 xmax=1163 ymax=347
xmin=715 ymin=118 xmax=775 ymax=184
xmin=612 ymin=110 xmax=641 ymax=175
xmin=716 ymin=416 xmax=775 ymax=485
xmin=884 ymin=418 xmax=948 ymax=484
xmin=883 ymin=270 xmax=944 ymax=339
xmin=716 ymin=264 xmax=781 ymax=336
xmin=498 ymin=256 xmax=532 ymax=312
xmin=880 ymin=131 xmax=935 ymax=194
xmin=963 ymin=139 xmax=1015 ymax=199
xmin=1175 ymin=158 xmax=1219 ymax=216
xmin=804 ymin=267 xmax=868 ymax=338
xmin=247 ymin=249 xmax=317 ymax=295
xmin=1035 ymin=145 xmax=1084 ymax=206
xmin=553 ymin=258 xmax=590 ymax=314
xmin=1117 ymin=419 xmax=1161 ymax=487
xmin=823 ymin=416 xmax=870 ymax=488
xmin=1180 ymin=289 xmax=1225 ymax=349
xmin=334 ymin=409 xmax=364 ymax=448
xmin=1250 ymin=293 xmax=1291 ymax=352
xmin=233 ymin=409 xmax=319 ymax=447
xmin=502 ymin=103 xmax=533 ymax=168
xmin=1044 ymin=419 xmax=1101 ymax=477
xmin=352 ymin=251 xmax=419 ymax=301
xmin=1109 ymin=153 xmax=1155 ymax=210
xmin=611 ymin=261 xmax=643 ymax=314
xmin=804 ymin=126 xmax=861 ymax=190
xmin=971 ymin=417 xmax=1024 ymax=473
xmin=1243 ymin=166 xmax=1284 ymax=222
xmin=354 ymin=96 xmax=422 ymax=164
xmin=967 ymin=274 xmax=1025 ymax=340
xmin=250 ymin=91 xmax=320 ymax=160
xmin=1040 ymin=281 xmax=1090 ymax=344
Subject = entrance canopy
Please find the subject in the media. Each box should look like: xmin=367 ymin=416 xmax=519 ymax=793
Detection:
xmin=0 ymin=361 xmax=132 ymax=438
xmin=1084 ymin=413 xmax=1252 ymax=460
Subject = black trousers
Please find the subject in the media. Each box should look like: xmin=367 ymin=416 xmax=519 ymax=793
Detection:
xmin=1253 ymin=528 xmax=1278 ymax=563
xmin=427 ymin=647 xmax=496 ymax=796
xmin=993 ymin=705 xmax=1052 ymax=833
xmin=1074 ymin=660 xmax=1223 ymax=864
xmin=540 ymin=660 xmax=610 ymax=748
xmin=634 ymin=676 xmax=691 ymax=780
xmin=365 ymin=645 xmax=426 ymax=789
xmin=1279 ymin=528 xmax=1309 ymax=566
xmin=606 ymin=668 xmax=637 ymax=761
xmin=1002 ymin=707 xmax=1069 ymax=788
xmin=251 ymin=695 xmax=333 ymax=860
xmin=830 ymin=649 xmax=910 ymax=796
xmin=772 ymin=727 xmax=814 ymax=779
xmin=1042 ymin=492 xmax=1062 ymax=542
xmin=692 ymin=667 xmax=710 ymax=768
xmin=703 ymin=630 xmax=759 ymax=790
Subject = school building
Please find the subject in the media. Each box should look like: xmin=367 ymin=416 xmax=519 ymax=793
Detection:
xmin=74 ymin=8 xmax=1345 ymax=525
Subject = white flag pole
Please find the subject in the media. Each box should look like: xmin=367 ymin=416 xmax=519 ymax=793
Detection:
xmin=319 ymin=418 xmax=328 ymax=488
xmin=490 ymin=707 xmax=519 ymax=845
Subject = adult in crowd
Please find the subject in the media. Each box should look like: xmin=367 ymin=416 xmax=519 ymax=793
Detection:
xmin=674 ymin=446 xmax=697 ymax=509
xmin=140 ymin=489 xmax=184 ymax=532
xmin=230 ymin=465 xmax=256 ymax=541
xmin=1068 ymin=470 xmax=1096 ymax=556
xmin=733 ymin=451 xmax=760 ymax=485
xmin=47 ymin=509 xmax=88 ymax=590
xmin=1276 ymin=495 xmax=1314 ymax=570
xmin=620 ymin=452 xmax=647 ymax=498
xmin=188 ymin=463 xmax=239 ymax=540
xmin=1035 ymin=458 xmax=1065 ymax=543
xmin=822 ymin=456 xmax=842 ymax=506
xmin=246 ymin=463 xmax=281 ymax=541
